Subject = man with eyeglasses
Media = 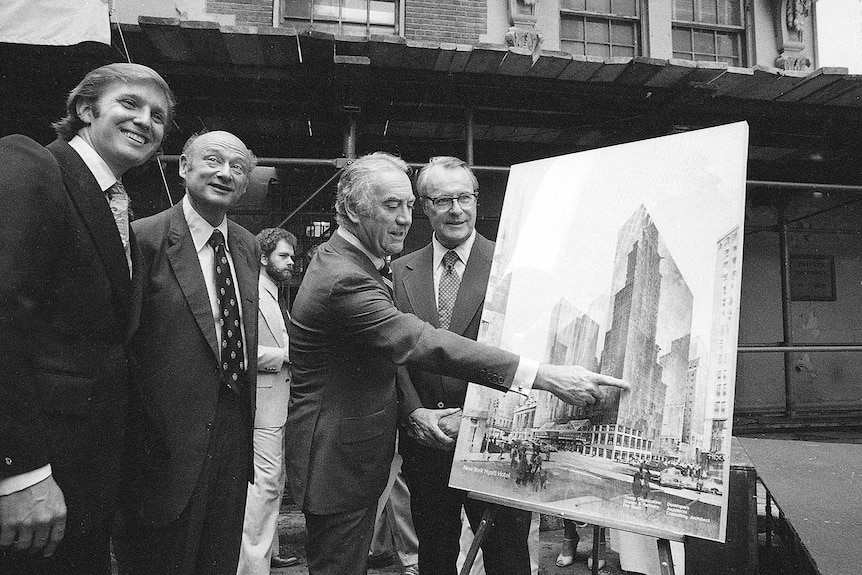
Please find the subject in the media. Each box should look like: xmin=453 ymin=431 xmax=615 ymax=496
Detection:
xmin=286 ymin=152 xmax=628 ymax=575
xmin=391 ymin=157 xmax=533 ymax=575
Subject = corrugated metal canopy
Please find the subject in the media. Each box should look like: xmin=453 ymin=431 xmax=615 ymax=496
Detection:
xmin=2 ymin=16 xmax=862 ymax=184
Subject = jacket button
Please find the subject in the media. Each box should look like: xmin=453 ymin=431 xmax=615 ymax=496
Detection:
xmin=205 ymin=422 xmax=213 ymax=430
xmin=4 ymin=457 xmax=11 ymax=466
xmin=437 ymin=402 xmax=445 ymax=408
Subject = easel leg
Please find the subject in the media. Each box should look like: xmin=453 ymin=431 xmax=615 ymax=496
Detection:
xmin=459 ymin=506 xmax=497 ymax=575
xmin=589 ymin=525 xmax=606 ymax=575
xmin=657 ymin=538 xmax=676 ymax=575
xmin=765 ymin=486 xmax=773 ymax=549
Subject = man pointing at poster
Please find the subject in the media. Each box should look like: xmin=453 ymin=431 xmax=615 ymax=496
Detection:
xmin=285 ymin=151 xmax=629 ymax=575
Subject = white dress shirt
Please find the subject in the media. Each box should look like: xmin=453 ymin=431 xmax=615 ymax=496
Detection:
xmin=68 ymin=135 xmax=132 ymax=276
xmin=182 ymin=195 xmax=249 ymax=366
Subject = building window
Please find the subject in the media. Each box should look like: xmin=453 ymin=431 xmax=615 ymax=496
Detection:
xmin=672 ymin=0 xmax=745 ymax=65
xmin=282 ymin=0 xmax=400 ymax=36
xmin=560 ymin=0 xmax=641 ymax=58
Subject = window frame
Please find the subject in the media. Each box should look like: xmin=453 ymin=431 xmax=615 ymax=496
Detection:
xmin=559 ymin=0 xmax=644 ymax=59
xmin=281 ymin=0 xmax=402 ymax=37
xmin=671 ymin=0 xmax=751 ymax=66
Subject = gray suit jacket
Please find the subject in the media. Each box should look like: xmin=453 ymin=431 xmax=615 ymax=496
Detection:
xmin=286 ymin=232 xmax=518 ymax=515
xmin=392 ymin=233 xmax=495 ymax=416
xmin=255 ymin=270 xmax=291 ymax=428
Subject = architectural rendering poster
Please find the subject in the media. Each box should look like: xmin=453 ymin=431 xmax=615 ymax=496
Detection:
xmin=449 ymin=123 xmax=748 ymax=542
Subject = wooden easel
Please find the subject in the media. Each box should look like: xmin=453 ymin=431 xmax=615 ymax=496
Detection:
xmin=458 ymin=504 xmax=677 ymax=575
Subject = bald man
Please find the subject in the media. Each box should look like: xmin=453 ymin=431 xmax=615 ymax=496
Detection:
xmin=119 ymin=131 xmax=261 ymax=575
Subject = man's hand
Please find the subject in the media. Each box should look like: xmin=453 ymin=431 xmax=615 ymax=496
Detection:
xmin=406 ymin=407 xmax=461 ymax=451
xmin=437 ymin=409 xmax=462 ymax=442
xmin=532 ymin=364 xmax=630 ymax=406
xmin=0 ymin=475 xmax=66 ymax=557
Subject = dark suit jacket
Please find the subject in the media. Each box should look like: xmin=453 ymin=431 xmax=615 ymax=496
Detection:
xmin=126 ymin=202 xmax=260 ymax=526
xmin=285 ymin=232 xmax=518 ymax=516
xmin=0 ymin=135 xmax=139 ymax=526
xmin=392 ymin=234 xmax=494 ymax=417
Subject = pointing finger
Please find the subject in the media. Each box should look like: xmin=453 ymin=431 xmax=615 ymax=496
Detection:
xmin=595 ymin=375 xmax=630 ymax=390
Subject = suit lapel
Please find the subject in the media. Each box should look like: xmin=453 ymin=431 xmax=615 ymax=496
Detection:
xmin=165 ymin=204 xmax=220 ymax=360
xmin=329 ymin=233 xmax=388 ymax=294
xmin=402 ymin=244 xmax=439 ymax=327
xmin=47 ymin=139 xmax=132 ymax=324
xmin=258 ymin=275 xmax=283 ymax=347
xmin=448 ymin=234 xmax=493 ymax=336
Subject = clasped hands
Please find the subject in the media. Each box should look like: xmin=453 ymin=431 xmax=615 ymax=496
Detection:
xmin=406 ymin=407 xmax=462 ymax=451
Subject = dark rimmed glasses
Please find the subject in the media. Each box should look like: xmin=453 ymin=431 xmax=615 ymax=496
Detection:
xmin=422 ymin=193 xmax=478 ymax=212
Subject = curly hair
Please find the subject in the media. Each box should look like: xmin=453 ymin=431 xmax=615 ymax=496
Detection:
xmin=256 ymin=227 xmax=297 ymax=257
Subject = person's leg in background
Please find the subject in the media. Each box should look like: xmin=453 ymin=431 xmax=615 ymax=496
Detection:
xmin=370 ymin=452 xmax=419 ymax=574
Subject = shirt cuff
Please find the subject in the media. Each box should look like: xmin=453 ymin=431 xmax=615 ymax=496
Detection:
xmin=511 ymin=357 xmax=539 ymax=398
xmin=0 ymin=465 xmax=52 ymax=496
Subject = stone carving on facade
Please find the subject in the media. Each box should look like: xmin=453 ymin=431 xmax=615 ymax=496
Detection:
xmin=505 ymin=0 xmax=543 ymax=56
xmin=774 ymin=0 xmax=811 ymax=71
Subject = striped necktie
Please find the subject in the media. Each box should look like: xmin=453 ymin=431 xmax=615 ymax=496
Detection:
xmin=379 ymin=261 xmax=394 ymax=298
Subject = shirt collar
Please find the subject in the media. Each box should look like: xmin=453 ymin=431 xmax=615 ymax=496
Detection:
xmin=68 ymin=135 xmax=117 ymax=192
xmin=432 ymin=229 xmax=476 ymax=270
xmin=182 ymin=195 xmax=229 ymax=253
xmin=336 ymin=227 xmax=386 ymax=270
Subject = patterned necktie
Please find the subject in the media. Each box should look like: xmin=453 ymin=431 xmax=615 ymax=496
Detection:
xmin=379 ymin=261 xmax=394 ymax=298
xmin=438 ymin=250 xmax=461 ymax=330
xmin=209 ymin=230 xmax=245 ymax=395
xmin=108 ymin=181 xmax=132 ymax=275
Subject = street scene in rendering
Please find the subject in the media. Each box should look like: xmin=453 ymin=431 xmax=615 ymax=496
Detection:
xmin=451 ymin=123 xmax=750 ymax=542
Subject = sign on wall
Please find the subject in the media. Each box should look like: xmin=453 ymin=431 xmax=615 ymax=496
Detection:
xmin=449 ymin=122 xmax=749 ymax=542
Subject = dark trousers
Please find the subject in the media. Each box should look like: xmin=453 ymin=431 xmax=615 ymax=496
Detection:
xmin=118 ymin=388 xmax=250 ymax=575
xmin=303 ymin=504 xmax=377 ymax=575
xmin=0 ymin=514 xmax=113 ymax=575
xmin=401 ymin=437 xmax=532 ymax=575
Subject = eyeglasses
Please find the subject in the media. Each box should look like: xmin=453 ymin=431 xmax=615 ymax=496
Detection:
xmin=422 ymin=193 xmax=478 ymax=212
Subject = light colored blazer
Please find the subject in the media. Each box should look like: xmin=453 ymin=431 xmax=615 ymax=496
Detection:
xmin=256 ymin=270 xmax=291 ymax=428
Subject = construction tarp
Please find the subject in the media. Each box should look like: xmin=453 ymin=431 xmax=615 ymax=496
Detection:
xmin=0 ymin=0 xmax=110 ymax=46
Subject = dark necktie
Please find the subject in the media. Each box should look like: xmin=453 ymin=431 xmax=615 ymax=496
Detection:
xmin=277 ymin=285 xmax=291 ymax=328
xmin=379 ymin=261 xmax=394 ymax=298
xmin=208 ymin=230 xmax=245 ymax=395
xmin=438 ymin=250 xmax=461 ymax=330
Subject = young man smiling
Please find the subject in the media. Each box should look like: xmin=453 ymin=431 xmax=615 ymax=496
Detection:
xmin=0 ymin=63 xmax=174 ymax=575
